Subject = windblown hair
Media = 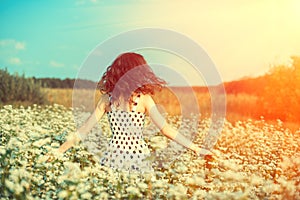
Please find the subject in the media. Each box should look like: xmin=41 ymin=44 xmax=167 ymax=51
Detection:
xmin=98 ymin=52 xmax=166 ymax=103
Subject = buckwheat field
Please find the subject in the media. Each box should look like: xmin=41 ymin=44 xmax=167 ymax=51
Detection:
xmin=1 ymin=104 xmax=299 ymax=199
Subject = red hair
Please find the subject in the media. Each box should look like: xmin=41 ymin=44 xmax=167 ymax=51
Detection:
xmin=98 ymin=52 xmax=166 ymax=103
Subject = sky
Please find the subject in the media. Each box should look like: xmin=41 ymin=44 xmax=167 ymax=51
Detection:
xmin=0 ymin=0 xmax=300 ymax=86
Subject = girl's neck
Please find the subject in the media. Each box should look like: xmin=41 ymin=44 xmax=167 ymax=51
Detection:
xmin=110 ymin=92 xmax=139 ymax=112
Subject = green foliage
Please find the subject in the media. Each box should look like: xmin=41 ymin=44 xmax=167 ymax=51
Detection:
xmin=34 ymin=77 xmax=97 ymax=89
xmin=259 ymin=56 xmax=300 ymax=122
xmin=224 ymin=56 xmax=300 ymax=122
xmin=0 ymin=68 xmax=47 ymax=105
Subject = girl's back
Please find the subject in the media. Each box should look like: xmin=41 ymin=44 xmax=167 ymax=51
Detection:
xmin=101 ymin=93 xmax=153 ymax=172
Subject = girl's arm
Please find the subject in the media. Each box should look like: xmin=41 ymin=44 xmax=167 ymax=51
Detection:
xmin=143 ymin=94 xmax=211 ymax=156
xmin=57 ymin=94 xmax=109 ymax=153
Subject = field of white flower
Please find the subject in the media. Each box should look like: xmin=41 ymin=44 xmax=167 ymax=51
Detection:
xmin=0 ymin=104 xmax=299 ymax=199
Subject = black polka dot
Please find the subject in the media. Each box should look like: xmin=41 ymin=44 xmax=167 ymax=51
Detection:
xmin=103 ymin=97 xmax=150 ymax=172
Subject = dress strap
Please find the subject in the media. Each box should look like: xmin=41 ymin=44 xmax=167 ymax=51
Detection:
xmin=108 ymin=94 xmax=116 ymax=112
xmin=131 ymin=93 xmax=141 ymax=112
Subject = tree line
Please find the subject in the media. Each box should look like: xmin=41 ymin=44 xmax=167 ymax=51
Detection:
xmin=0 ymin=68 xmax=46 ymax=104
xmin=33 ymin=77 xmax=97 ymax=89
xmin=224 ymin=56 xmax=300 ymax=122
xmin=1 ymin=56 xmax=299 ymax=122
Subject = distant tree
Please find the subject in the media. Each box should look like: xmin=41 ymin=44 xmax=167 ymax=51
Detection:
xmin=259 ymin=56 xmax=300 ymax=121
xmin=34 ymin=77 xmax=96 ymax=89
xmin=0 ymin=68 xmax=47 ymax=104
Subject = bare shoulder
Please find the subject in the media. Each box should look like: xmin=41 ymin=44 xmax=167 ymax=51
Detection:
xmin=97 ymin=93 xmax=110 ymax=110
xmin=139 ymin=93 xmax=156 ymax=112
xmin=139 ymin=93 xmax=153 ymax=103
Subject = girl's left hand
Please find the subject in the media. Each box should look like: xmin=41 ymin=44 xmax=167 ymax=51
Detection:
xmin=193 ymin=146 xmax=213 ymax=157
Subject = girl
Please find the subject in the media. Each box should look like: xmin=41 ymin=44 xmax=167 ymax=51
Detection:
xmin=57 ymin=52 xmax=212 ymax=173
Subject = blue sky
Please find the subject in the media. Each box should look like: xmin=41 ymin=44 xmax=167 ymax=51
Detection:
xmin=1 ymin=0 xmax=300 ymax=86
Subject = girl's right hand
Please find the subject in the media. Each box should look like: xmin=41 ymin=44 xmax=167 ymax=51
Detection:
xmin=46 ymin=153 xmax=55 ymax=162
xmin=46 ymin=149 xmax=63 ymax=162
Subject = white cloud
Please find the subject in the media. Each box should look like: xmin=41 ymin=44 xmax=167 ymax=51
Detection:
xmin=15 ymin=42 xmax=26 ymax=50
xmin=9 ymin=57 xmax=22 ymax=65
xmin=0 ymin=39 xmax=26 ymax=50
xmin=75 ymin=0 xmax=98 ymax=6
xmin=50 ymin=60 xmax=64 ymax=67
xmin=73 ymin=64 xmax=80 ymax=70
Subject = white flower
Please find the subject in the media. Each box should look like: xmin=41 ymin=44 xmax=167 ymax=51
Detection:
xmin=99 ymin=192 xmax=109 ymax=199
xmin=14 ymin=183 xmax=24 ymax=195
xmin=137 ymin=182 xmax=148 ymax=190
xmin=81 ymin=192 xmax=92 ymax=199
xmin=32 ymin=137 xmax=51 ymax=147
xmin=50 ymin=142 xmax=60 ymax=147
xmin=153 ymin=180 xmax=166 ymax=188
xmin=251 ymin=175 xmax=264 ymax=186
xmin=7 ymin=137 xmax=22 ymax=149
xmin=5 ymin=180 xmax=15 ymax=192
xmin=0 ymin=146 xmax=6 ymax=154
xmin=126 ymin=186 xmax=140 ymax=196
xmin=37 ymin=155 xmax=49 ymax=164
xmin=58 ymin=190 xmax=69 ymax=199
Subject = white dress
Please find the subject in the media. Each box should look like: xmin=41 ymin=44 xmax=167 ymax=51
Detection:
xmin=100 ymin=94 xmax=153 ymax=173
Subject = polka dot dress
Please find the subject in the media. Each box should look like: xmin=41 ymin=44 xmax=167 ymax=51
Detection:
xmin=100 ymin=94 xmax=153 ymax=173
